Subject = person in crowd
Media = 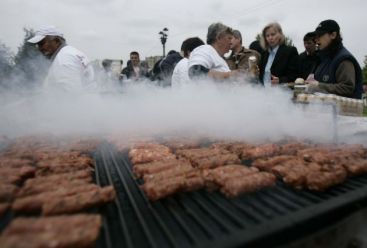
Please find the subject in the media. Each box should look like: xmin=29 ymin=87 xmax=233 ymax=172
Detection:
xmin=99 ymin=59 xmax=122 ymax=90
xmin=101 ymin=59 xmax=113 ymax=76
xmin=149 ymin=51 xmax=169 ymax=81
xmin=259 ymin=22 xmax=299 ymax=86
xmin=188 ymin=22 xmax=243 ymax=81
xmin=27 ymin=25 xmax=95 ymax=92
xmin=249 ymin=40 xmax=264 ymax=55
xmin=151 ymin=50 xmax=183 ymax=86
xmin=171 ymin=37 xmax=204 ymax=87
xmin=305 ymin=20 xmax=363 ymax=99
xmin=298 ymin=32 xmax=319 ymax=80
xmin=121 ymin=51 xmax=149 ymax=81
xmin=225 ymin=30 xmax=260 ymax=80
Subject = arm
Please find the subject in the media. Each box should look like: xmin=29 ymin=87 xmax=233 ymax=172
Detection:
xmin=208 ymin=70 xmax=233 ymax=80
xmin=188 ymin=65 xmax=234 ymax=80
xmin=318 ymin=60 xmax=355 ymax=97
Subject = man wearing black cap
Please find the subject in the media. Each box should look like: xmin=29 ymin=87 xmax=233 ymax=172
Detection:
xmin=225 ymin=30 xmax=260 ymax=72
xmin=305 ymin=19 xmax=363 ymax=99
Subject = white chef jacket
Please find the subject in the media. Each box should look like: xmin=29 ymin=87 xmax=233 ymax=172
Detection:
xmin=44 ymin=45 xmax=95 ymax=92
xmin=188 ymin=45 xmax=230 ymax=73
xmin=171 ymin=57 xmax=190 ymax=87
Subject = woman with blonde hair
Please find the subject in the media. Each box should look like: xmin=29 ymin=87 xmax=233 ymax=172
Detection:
xmin=259 ymin=22 xmax=298 ymax=86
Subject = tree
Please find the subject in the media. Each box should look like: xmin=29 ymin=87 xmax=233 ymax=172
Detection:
xmin=255 ymin=33 xmax=261 ymax=41
xmin=0 ymin=41 xmax=13 ymax=87
xmin=12 ymin=28 xmax=49 ymax=88
xmin=284 ymin=36 xmax=294 ymax=47
xmin=362 ymin=55 xmax=367 ymax=84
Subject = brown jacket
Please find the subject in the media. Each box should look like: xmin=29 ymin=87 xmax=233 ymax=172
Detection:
xmin=225 ymin=47 xmax=261 ymax=71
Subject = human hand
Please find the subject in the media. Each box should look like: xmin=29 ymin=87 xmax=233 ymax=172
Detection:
xmin=305 ymin=74 xmax=319 ymax=87
xmin=249 ymin=65 xmax=260 ymax=76
xmin=304 ymin=79 xmax=319 ymax=93
xmin=306 ymin=80 xmax=319 ymax=87
xmin=271 ymin=75 xmax=279 ymax=85
xmin=305 ymin=77 xmax=319 ymax=86
xmin=306 ymin=73 xmax=315 ymax=81
xmin=229 ymin=69 xmax=246 ymax=79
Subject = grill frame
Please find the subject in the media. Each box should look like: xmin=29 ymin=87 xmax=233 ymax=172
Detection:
xmin=94 ymin=144 xmax=367 ymax=248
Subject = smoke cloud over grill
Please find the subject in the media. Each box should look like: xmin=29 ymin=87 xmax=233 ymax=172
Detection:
xmin=0 ymin=79 xmax=366 ymax=145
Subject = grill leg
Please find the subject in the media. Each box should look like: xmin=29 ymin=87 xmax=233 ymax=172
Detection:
xmin=332 ymin=104 xmax=338 ymax=143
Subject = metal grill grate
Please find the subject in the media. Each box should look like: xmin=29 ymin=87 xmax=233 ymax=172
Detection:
xmin=94 ymin=144 xmax=367 ymax=248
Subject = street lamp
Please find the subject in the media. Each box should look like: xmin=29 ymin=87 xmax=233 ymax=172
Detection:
xmin=159 ymin=27 xmax=168 ymax=57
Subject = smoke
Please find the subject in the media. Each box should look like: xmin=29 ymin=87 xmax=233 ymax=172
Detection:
xmin=3 ymin=76 xmax=363 ymax=145
xmin=0 ymin=52 xmax=49 ymax=93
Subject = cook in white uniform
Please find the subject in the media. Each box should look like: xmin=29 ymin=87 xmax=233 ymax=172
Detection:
xmin=27 ymin=25 xmax=95 ymax=92
xmin=171 ymin=37 xmax=204 ymax=87
xmin=188 ymin=22 xmax=243 ymax=81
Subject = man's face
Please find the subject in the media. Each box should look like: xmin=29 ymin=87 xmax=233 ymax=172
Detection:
xmin=130 ymin=54 xmax=140 ymax=67
xmin=216 ymin=33 xmax=233 ymax=56
xmin=37 ymin=37 xmax=59 ymax=58
xmin=230 ymin=36 xmax=241 ymax=50
xmin=315 ymin=32 xmax=336 ymax=50
xmin=304 ymin=39 xmax=316 ymax=54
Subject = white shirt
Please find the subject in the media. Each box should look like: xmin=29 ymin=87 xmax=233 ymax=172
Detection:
xmin=133 ymin=66 xmax=140 ymax=78
xmin=171 ymin=57 xmax=190 ymax=87
xmin=188 ymin=45 xmax=230 ymax=73
xmin=45 ymin=45 xmax=95 ymax=92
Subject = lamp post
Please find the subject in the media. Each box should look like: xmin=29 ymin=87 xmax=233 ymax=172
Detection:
xmin=159 ymin=27 xmax=168 ymax=57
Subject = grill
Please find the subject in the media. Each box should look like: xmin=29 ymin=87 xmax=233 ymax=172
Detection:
xmin=94 ymin=143 xmax=367 ymax=248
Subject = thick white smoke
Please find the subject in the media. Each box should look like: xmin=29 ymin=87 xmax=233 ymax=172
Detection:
xmin=2 ymin=78 xmax=363 ymax=145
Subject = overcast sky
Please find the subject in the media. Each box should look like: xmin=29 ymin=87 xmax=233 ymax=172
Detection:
xmin=1 ymin=0 xmax=366 ymax=66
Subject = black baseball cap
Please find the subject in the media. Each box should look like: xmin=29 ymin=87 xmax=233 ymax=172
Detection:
xmin=314 ymin=19 xmax=340 ymax=36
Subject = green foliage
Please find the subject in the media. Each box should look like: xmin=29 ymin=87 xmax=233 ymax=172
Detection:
xmin=12 ymin=28 xmax=49 ymax=88
xmin=362 ymin=55 xmax=367 ymax=84
xmin=13 ymin=28 xmax=39 ymax=63
xmin=0 ymin=41 xmax=14 ymax=86
xmin=284 ymin=36 xmax=294 ymax=47
xmin=255 ymin=33 xmax=261 ymax=41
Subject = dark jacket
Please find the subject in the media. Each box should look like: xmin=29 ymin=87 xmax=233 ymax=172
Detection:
xmin=259 ymin=44 xmax=299 ymax=84
xmin=121 ymin=60 xmax=149 ymax=80
xmin=314 ymin=45 xmax=363 ymax=99
xmin=298 ymin=51 xmax=319 ymax=80
xmin=159 ymin=52 xmax=182 ymax=79
xmin=151 ymin=51 xmax=182 ymax=86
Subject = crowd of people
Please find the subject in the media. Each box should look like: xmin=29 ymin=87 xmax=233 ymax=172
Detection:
xmin=27 ymin=19 xmax=364 ymax=99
